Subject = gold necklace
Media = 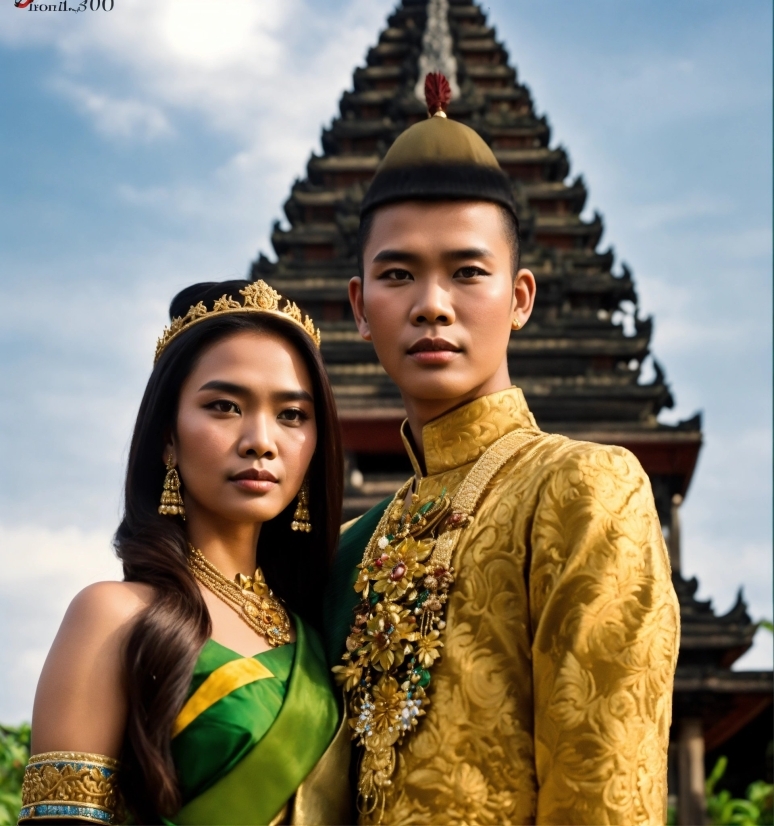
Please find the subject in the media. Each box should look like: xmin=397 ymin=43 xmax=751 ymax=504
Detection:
xmin=188 ymin=546 xmax=291 ymax=647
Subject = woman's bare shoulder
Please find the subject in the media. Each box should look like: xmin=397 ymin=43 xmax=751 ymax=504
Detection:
xmin=31 ymin=581 xmax=155 ymax=756
xmin=63 ymin=580 xmax=155 ymax=632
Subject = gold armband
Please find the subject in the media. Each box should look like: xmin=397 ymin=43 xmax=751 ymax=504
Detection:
xmin=19 ymin=752 xmax=125 ymax=824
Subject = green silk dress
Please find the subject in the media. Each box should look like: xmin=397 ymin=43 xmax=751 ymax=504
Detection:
xmin=168 ymin=615 xmax=350 ymax=826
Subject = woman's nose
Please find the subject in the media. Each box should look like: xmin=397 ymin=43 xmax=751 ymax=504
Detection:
xmin=239 ymin=415 xmax=276 ymax=460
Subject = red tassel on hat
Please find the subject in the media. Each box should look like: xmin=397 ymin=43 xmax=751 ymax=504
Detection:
xmin=425 ymin=72 xmax=451 ymax=117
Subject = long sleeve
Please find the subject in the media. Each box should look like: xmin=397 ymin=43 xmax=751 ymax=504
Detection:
xmin=529 ymin=443 xmax=679 ymax=826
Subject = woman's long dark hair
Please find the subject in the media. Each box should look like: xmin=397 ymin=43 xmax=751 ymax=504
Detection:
xmin=115 ymin=281 xmax=343 ymax=822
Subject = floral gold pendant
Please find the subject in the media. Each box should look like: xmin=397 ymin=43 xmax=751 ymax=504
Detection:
xmin=334 ymin=428 xmax=540 ymax=822
xmin=333 ymin=489 xmax=454 ymax=817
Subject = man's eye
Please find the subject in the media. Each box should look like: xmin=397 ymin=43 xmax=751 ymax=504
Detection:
xmin=380 ymin=269 xmax=414 ymax=282
xmin=206 ymin=400 xmax=241 ymax=415
xmin=456 ymin=266 xmax=489 ymax=279
xmin=278 ymin=408 xmax=310 ymax=425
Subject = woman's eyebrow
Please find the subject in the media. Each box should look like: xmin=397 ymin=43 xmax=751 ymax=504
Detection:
xmin=272 ymin=389 xmax=314 ymax=403
xmin=197 ymin=382 xmax=313 ymax=404
xmin=197 ymin=380 xmax=247 ymax=395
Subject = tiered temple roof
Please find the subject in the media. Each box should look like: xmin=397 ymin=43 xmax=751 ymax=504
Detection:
xmin=252 ymin=0 xmax=702 ymax=525
xmin=249 ymin=4 xmax=771 ymax=803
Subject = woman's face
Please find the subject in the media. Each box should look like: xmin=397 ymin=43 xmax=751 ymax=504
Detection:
xmin=170 ymin=330 xmax=317 ymax=528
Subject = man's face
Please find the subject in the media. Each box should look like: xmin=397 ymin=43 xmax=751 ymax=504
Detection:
xmin=349 ymin=200 xmax=535 ymax=409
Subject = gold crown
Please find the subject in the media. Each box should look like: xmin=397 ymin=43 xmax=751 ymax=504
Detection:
xmin=154 ymin=281 xmax=321 ymax=364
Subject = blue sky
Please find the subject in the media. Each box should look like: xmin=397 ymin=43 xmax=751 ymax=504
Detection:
xmin=0 ymin=0 xmax=771 ymax=722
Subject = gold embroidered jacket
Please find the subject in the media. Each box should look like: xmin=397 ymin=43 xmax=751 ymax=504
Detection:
xmin=338 ymin=387 xmax=679 ymax=825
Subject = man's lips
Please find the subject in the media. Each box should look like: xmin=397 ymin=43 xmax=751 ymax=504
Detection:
xmin=230 ymin=468 xmax=278 ymax=493
xmin=407 ymin=337 xmax=461 ymax=364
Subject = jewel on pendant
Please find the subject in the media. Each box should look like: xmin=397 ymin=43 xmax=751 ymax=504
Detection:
xmin=390 ymin=563 xmax=406 ymax=581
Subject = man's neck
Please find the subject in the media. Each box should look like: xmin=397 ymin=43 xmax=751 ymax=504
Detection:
xmin=402 ymin=366 xmax=512 ymax=471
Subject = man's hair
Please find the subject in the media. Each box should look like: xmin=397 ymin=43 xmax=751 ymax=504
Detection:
xmin=357 ymin=202 xmax=520 ymax=278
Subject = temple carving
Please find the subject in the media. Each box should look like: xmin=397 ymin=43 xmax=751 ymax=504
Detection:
xmin=249 ymin=1 xmax=772 ymax=820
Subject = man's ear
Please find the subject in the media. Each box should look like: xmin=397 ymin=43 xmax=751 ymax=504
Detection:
xmin=512 ymin=268 xmax=537 ymax=329
xmin=348 ymin=276 xmax=372 ymax=341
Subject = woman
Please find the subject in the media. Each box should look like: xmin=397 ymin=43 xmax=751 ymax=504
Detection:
xmin=19 ymin=280 xmax=348 ymax=825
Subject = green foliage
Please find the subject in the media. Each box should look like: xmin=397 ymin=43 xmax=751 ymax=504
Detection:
xmin=0 ymin=723 xmax=30 ymax=826
xmin=758 ymin=619 xmax=774 ymax=634
xmin=706 ymin=756 xmax=774 ymax=826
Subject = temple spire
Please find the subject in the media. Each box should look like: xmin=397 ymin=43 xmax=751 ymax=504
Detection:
xmin=414 ymin=0 xmax=459 ymax=102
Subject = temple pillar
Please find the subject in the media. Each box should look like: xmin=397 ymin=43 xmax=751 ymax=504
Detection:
xmin=669 ymin=493 xmax=683 ymax=573
xmin=678 ymin=717 xmax=707 ymax=825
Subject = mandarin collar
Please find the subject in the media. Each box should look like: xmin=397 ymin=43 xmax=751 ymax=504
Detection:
xmin=400 ymin=386 xmax=539 ymax=478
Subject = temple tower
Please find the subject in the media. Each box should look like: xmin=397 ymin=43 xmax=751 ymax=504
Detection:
xmin=249 ymin=1 xmax=772 ymax=818
xmin=252 ymin=0 xmax=699 ymax=525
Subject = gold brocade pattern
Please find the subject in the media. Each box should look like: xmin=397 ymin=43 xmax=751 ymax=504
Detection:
xmin=358 ymin=387 xmax=679 ymax=826
xmin=410 ymin=386 xmax=538 ymax=477
xmin=20 ymin=752 xmax=124 ymax=824
xmin=338 ymin=428 xmax=541 ymax=817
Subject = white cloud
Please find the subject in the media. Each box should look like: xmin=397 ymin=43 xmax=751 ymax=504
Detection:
xmin=154 ymin=1 xmax=285 ymax=71
xmin=734 ymin=633 xmax=774 ymax=671
xmin=0 ymin=522 xmax=120 ymax=584
xmin=0 ymin=0 xmax=396 ymax=256
xmin=37 ymin=0 xmax=392 ymax=246
xmin=1 ymin=0 xmax=391 ymax=155
xmin=0 ymin=522 xmax=121 ymax=723
xmin=53 ymin=79 xmax=174 ymax=141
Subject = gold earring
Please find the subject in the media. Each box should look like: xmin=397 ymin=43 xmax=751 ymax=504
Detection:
xmin=291 ymin=480 xmax=312 ymax=533
xmin=512 ymin=318 xmax=522 ymax=331
xmin=159 ymin=455 xmax=186 ymax=520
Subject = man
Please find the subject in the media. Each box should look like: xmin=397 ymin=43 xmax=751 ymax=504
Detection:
xmin=325 ymin=74 xmax=678 ymax=826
